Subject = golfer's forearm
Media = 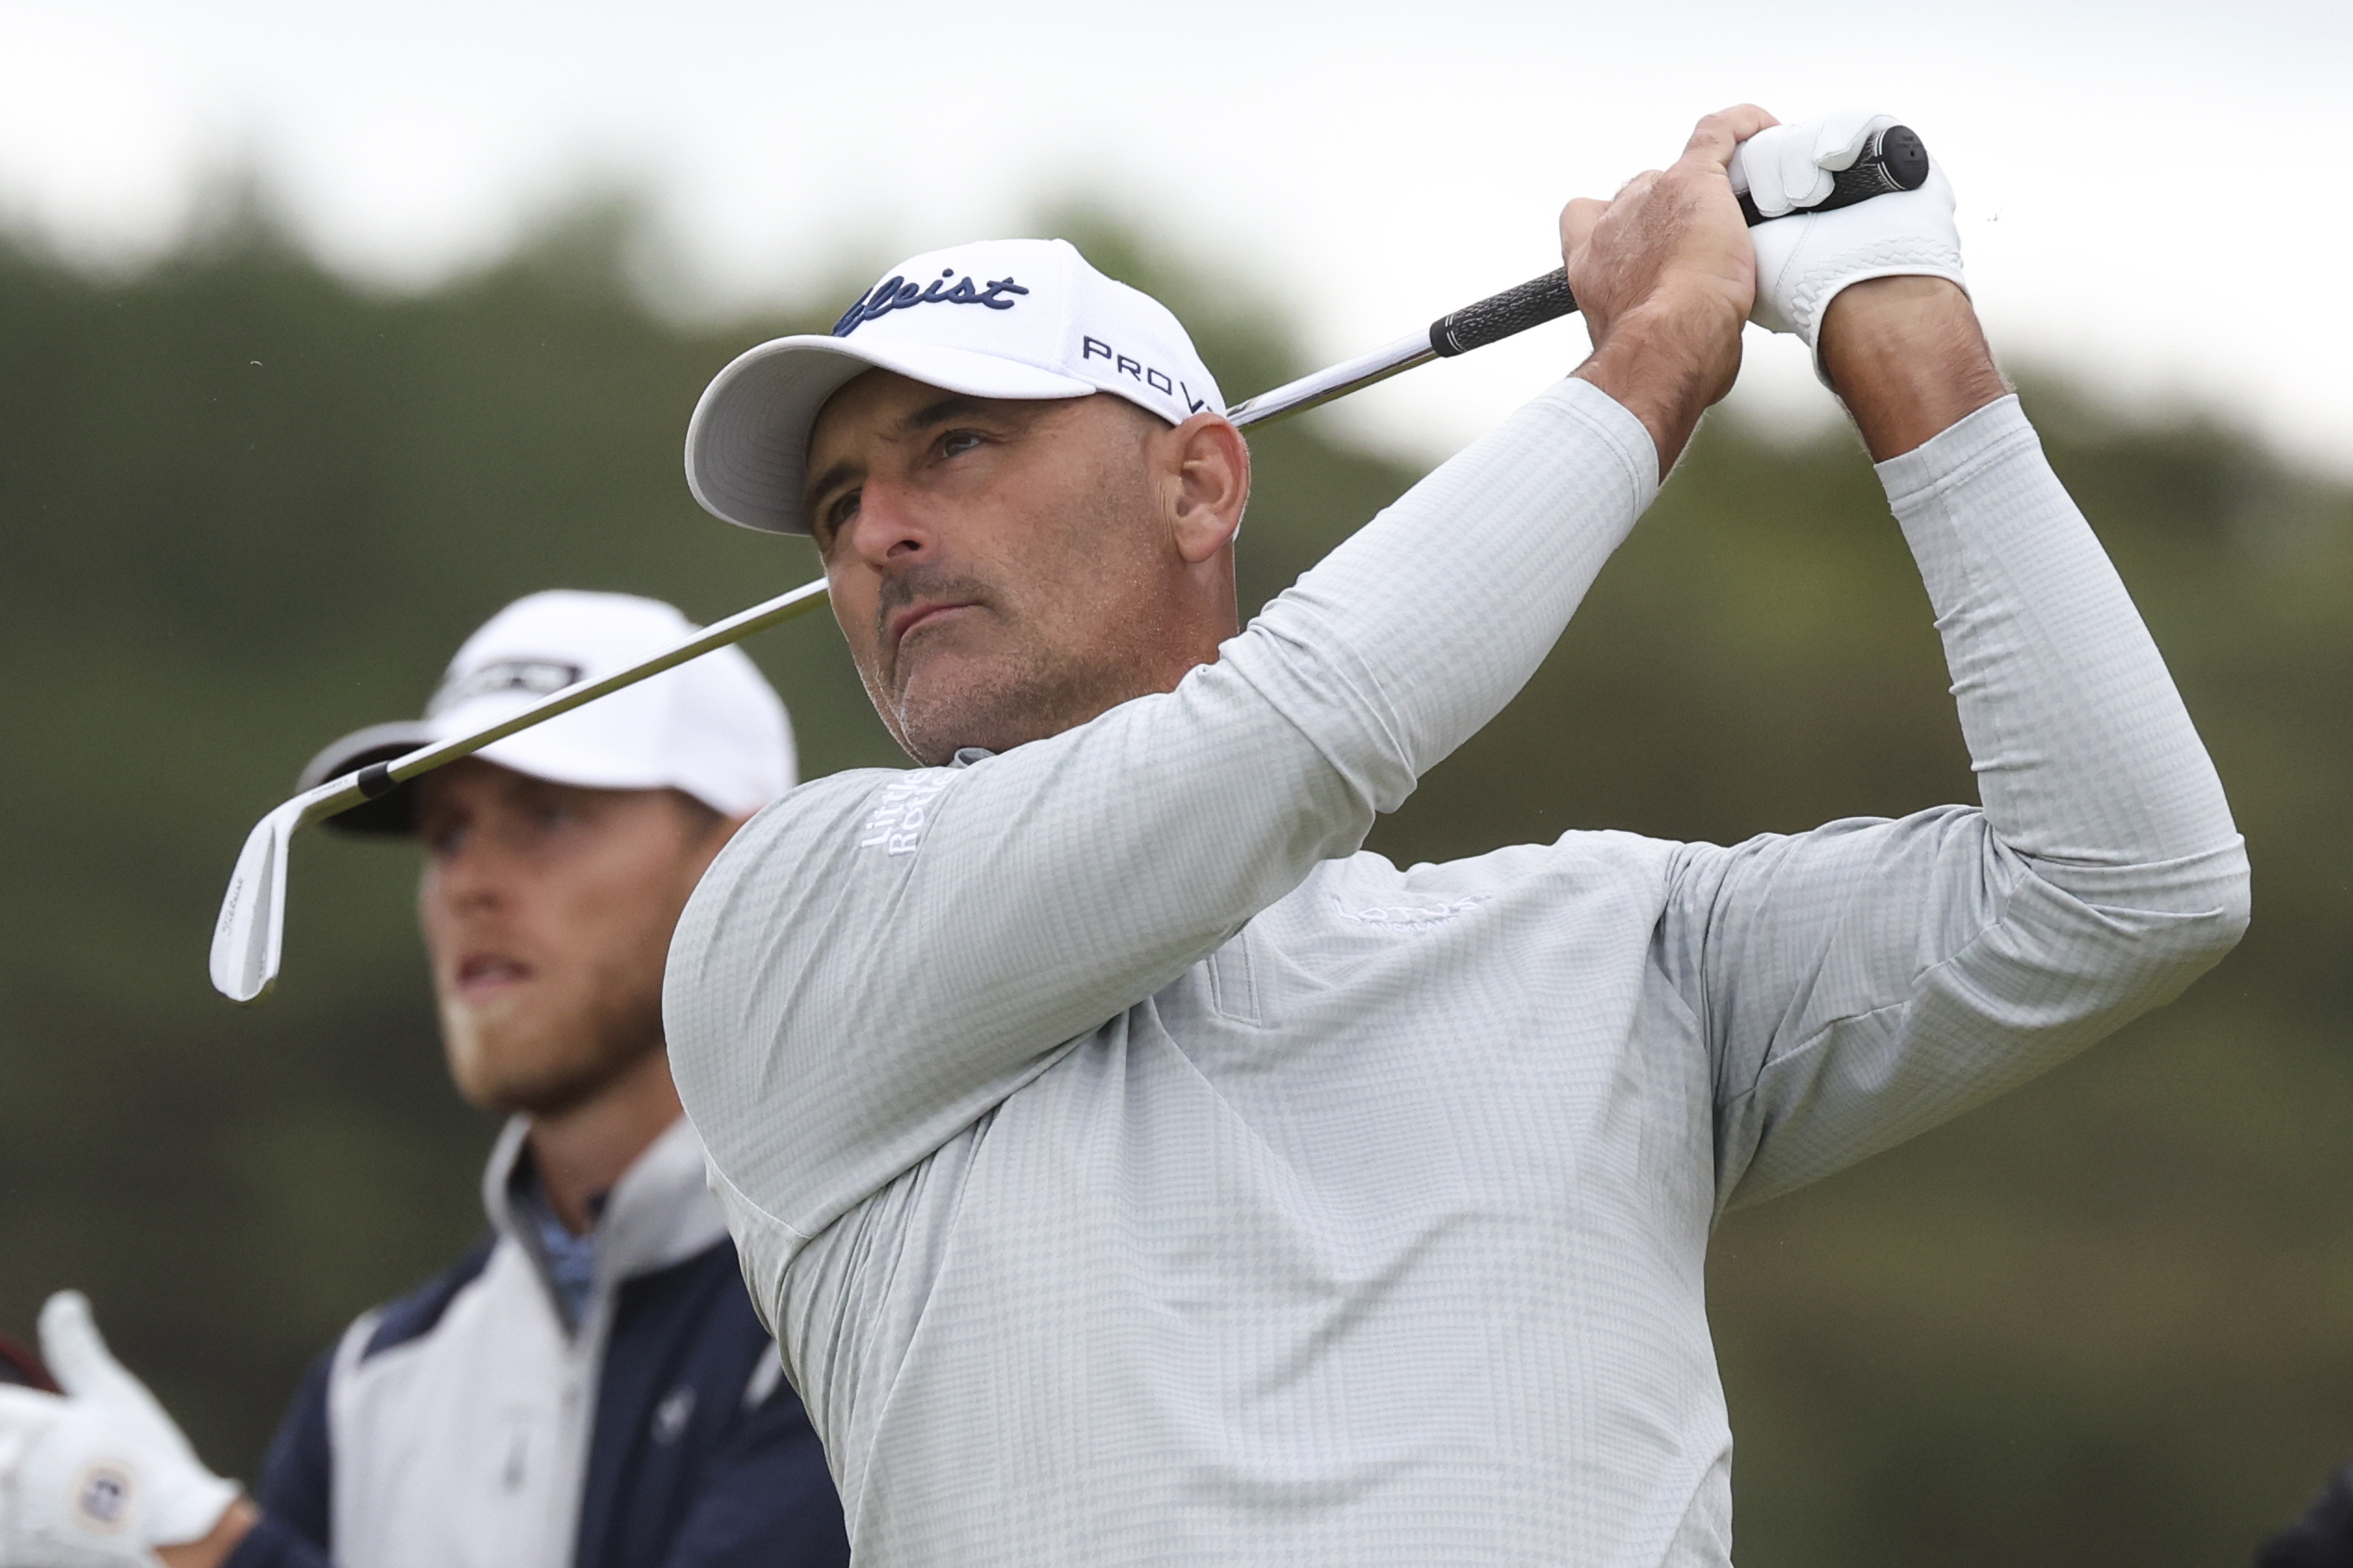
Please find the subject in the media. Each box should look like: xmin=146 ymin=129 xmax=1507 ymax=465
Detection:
xmin=1886 ymin=396 xmax=2246 ymax=904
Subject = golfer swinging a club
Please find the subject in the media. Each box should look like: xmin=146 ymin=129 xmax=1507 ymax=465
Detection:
xmin=667 ymin=106 xmax=2249 ymax=1565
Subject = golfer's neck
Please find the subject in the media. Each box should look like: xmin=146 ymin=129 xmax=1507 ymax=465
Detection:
xmin=526 ymin=1048 xmax=684 ymax=1234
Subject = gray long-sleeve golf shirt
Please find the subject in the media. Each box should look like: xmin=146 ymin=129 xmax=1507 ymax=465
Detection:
xmin=667 ymin=378 xmax=2248 ymax=1567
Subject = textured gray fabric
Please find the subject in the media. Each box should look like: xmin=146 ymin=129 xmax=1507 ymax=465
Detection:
xmin=666 ymin=380 xmax=2248 ymax=1567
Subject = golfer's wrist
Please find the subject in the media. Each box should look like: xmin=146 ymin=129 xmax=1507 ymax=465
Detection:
xmin=157 ymin=1495 xmax=259 ymax=1568
xmin=1820 ymin=276 xmax=2006 ymax=460
xmin=1573 ymin=295 xmax=1740 ymax=477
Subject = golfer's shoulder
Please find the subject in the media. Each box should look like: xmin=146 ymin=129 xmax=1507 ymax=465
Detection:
xmin=670 ymin=767 xmax=937 ymax=961
xmin=719 ymin=766 xmax=955 ymax=878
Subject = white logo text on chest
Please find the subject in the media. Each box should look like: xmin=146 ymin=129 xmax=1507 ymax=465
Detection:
xmin=859 ymin=773 xmax=953 ymax=856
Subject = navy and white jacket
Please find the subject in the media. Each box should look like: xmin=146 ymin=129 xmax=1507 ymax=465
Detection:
xmin=226 ymin=1116 xmax=849 ymax=1568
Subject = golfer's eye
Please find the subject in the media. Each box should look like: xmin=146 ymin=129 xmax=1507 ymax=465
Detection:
xmin=940 ymin=430 xmax=984 ymax=460
xmin=821 ymin=488 xmax=861 ymax=543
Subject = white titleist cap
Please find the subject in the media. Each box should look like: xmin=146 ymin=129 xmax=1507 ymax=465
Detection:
xmin=684 ymin=238 xmax=1226 ymax=535
xmin=299 ymin=590 xmax=797 ymax=835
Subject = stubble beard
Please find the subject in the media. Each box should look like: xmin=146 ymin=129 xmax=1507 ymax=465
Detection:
xmin=440 ymin=963 xmax=666 ymax=1119
xmin=864 ymin=565 xmax=1140 ymax=768
xmin=878 ymin=632 xmax=1126 ymax=767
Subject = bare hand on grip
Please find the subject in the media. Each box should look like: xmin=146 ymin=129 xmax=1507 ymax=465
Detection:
xmin=1562 ymin=103 xmax=1777 ymax=476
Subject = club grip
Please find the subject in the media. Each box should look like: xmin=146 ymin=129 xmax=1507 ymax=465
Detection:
xmin=1428 ymin=270 xmax=1579 ymax=358
xmin=1422 ymin=125 xmax=1929 ymax=361
xmin=1737 ymin=123 xmax=1930 ymax=227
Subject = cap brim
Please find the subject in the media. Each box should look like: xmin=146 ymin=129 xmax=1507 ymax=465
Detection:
xmin=684 ymin=336 xmax=1095 ymax=535
xmin=296 ymin=708 xmax=762 ymax=837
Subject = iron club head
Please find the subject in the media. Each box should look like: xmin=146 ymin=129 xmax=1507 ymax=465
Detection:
xmin=205 ymin=577 xmax=836 ymax=1004
xmin=210 ymin=796 xmax=300 ymax=1004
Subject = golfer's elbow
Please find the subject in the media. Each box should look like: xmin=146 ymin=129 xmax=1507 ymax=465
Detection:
xmin=2031 ymin=834 xmax=2251 ymax=997
xmin=2177 ymin=841 xmax=2254 ymax=976
xmin=2132 ymin=866 xmax=2249 ymax=991
xmin=2204 ymin=842 xmax=2255 ymax=955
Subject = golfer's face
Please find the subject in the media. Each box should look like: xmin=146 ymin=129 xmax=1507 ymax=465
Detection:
xmin=413 ymin=761 xmax=725 ymax=1114
xmin=803 ymin=370 xmax=1177 ymax=766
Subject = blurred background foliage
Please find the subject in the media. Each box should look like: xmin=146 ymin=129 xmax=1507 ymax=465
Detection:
xmin=1 ymin=192 xmax=2348 ymax=1568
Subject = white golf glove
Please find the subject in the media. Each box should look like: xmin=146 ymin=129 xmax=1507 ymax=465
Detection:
xmin=0 ymin=1293 xmax=239 ymax=1567
xmin=1732 ymin=109 xmax=1967 ymax=371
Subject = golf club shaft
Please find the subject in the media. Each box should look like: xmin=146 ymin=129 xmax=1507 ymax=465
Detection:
xmin=1227 ymin=269 xmax=1589 ymax=426
xmin=276 ymin=120 xmax=1944 ymax=817
xmin=214 ymin=122 xmax=1935 ymax=1003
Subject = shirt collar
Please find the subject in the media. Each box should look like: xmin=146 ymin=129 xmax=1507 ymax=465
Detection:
xmin=480 ymin=1114 xmax=731 ymax=1326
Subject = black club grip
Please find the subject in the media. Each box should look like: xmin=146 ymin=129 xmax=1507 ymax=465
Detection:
xmin=1428 ymin=270 xmax=1579 ymax=358
xmin=1737 ymin=123 xmax=1930 ymax=227
xmin=1425 ymin=125 xmax=1929 ymax=361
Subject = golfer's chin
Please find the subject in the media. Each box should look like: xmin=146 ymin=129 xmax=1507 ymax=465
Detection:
xmin=887 ymin=648 xmax=1110 ymax=767
xmin=443 ymin=1005 xmax=591 ymax=1115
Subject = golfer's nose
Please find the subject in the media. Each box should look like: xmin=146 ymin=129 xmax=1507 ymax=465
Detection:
xmin=428 ymin=828 xmax=511 ymax=914
xmin=842 ymin=476 xmax=936 ymax=568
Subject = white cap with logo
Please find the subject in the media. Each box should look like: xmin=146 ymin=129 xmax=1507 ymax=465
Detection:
xmin=684 ymin=238 xmax=1226 ymax=535
xmin=299 ymin=590 xmax=797 ymax=834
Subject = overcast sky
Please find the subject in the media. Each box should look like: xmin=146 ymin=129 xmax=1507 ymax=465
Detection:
xmin=0 ymin=0 xmax=2344 ymax=471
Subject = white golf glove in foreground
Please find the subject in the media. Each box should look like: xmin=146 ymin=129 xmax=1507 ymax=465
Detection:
xmin=1734 ymin=108 xmax=1968 ymax=364
xmin=0 ymin=1293 xmax=239 ymax=1568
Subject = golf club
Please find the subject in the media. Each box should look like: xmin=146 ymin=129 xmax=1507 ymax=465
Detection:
xmin=209 ymin=127 xmax=1930 ymax=1004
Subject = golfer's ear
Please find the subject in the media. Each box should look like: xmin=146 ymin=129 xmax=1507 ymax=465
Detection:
xmin=1169 ymin=412 xmax=1249 ymax=565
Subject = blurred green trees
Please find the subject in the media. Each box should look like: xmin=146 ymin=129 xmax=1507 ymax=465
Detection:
xmin=1 ymin=201 xmax=2347 ymax=1567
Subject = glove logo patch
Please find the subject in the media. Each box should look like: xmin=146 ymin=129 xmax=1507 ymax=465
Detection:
xmin=72 ymin=1463 xmax=134 ymax=1532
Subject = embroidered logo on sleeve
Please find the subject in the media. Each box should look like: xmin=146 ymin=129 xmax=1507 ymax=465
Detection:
xmin=858 ymin=772 xmax=953 ymax=856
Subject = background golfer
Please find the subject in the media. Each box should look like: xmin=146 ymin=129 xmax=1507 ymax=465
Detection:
xmin=0 ymin=591 xmax=849 ymax=1568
